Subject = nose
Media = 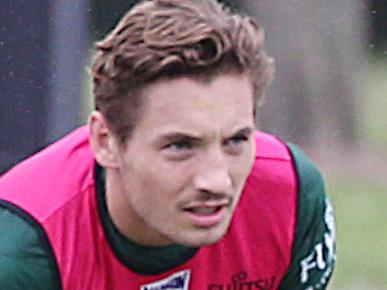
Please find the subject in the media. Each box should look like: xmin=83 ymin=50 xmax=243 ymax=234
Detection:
xmin=193 ymin=151 xmax=232 ymax=196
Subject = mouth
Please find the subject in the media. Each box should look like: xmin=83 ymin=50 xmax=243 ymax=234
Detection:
xmin=186 ymin=206 xmax=223 ymax=215
xmin=182 ymin=201 xmax=230 ymax=228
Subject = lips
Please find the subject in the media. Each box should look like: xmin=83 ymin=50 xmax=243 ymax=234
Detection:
xmin=188 ymin=206 xmax=221 ymax=215
xmin=182 ymin=200 xmax=230 ymax=228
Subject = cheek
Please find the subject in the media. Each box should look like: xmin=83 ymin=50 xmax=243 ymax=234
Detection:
xmin=233 ymin=144 xmax=255 ymax=179
xmin=125 ymin=159 xmax=189 ymax=205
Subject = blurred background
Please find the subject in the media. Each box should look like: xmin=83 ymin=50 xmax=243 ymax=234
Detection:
xmin=0 ymin=1 xmax=386 ymax=289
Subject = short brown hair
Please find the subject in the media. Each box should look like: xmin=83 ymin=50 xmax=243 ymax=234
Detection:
xmin=90 ymin=0 xmax=274 ymax=142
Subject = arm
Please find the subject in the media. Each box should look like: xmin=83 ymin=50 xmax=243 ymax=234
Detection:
xmin=279 ymin=144 xmax=337 ymax=290
xmin=0 ymin=202 xmax=61 ymax=290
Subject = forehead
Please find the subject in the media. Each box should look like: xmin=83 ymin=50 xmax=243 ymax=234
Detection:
xmin=132 ymin=73 xmax=255 ymax=136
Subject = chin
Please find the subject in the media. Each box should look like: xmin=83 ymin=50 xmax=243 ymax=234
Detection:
xmin=173 ymin=226 xmax=229 ymax=247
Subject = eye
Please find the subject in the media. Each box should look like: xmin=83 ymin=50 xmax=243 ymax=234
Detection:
xmin=223 ymin=134 xmax=250 ymax=154
xmin=162 ymin=140 xmax=195 ymax=160
xmin=229 ymin=135 xmax=248 ymax=145
xmin=164 ymin=141 xmax=193 ymax=151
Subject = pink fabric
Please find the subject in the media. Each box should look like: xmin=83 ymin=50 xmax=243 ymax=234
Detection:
xmin=0 ymin=127 xmax=297 ymax=290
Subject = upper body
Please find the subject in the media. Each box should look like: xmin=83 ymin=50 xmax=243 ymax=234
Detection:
xmin=0 ymin=0 xmax=336 ymax=289
xmin=0 ymin=127 xmax=336 ymax=290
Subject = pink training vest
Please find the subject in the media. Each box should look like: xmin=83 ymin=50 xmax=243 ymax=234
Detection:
xmin=0 ymin=127 xmax=297 ymax=290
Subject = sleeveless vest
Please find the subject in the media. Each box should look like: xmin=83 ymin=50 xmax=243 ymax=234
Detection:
xmin=0 ymin=127 xmax=297 ymax=290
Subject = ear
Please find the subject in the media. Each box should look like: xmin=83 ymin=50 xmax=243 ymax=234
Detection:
xmin=88 ymin=111 xmax=120 ymax=169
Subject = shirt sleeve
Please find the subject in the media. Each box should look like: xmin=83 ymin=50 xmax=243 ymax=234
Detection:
xmin=278 ymin=144 xmax=337 ymax=290
xmin=0 ymin=201 xmax=61 ymax=290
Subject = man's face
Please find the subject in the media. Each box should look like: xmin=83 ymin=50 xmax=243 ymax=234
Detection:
xmin=111 ymin=73 xmax=256 ymax=247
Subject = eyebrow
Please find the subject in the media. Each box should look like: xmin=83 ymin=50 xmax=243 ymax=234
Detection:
xmin=228 ymin=127 xmax=254 ymax=138
xmin=159 ymin=132 xmax=202 ymax=144
xmin=159 ymin=126 xmax=254 ymax=143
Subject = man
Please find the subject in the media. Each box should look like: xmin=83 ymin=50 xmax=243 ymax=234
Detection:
xmin=0 ymin=0 xmax=336 ymax=289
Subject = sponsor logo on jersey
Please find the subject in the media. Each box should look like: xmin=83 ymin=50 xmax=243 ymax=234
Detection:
xmin=208 ymin=271 xmax=275 ymax=290
xmin=140 ymin=270 xmax=191 ymax=290
xmin=300 ymin=199 xmax=337 ymax=290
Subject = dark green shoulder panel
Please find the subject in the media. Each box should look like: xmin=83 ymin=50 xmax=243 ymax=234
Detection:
xmin=0 ymin=201 xmax=61 ymax=290
xmin=279 ymin=144 xmax=336 ymax=290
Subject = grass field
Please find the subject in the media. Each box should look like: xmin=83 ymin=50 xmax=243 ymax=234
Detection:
xmin=327 ymin=59 xmax=387 ymax=290
xmin=328 ymin=176 xmax=387 ymax=290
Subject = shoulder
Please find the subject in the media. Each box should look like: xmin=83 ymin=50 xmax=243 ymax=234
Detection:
xmin=0 ymin=203 xmax=61 ymax=290
xmin=246 ymin=131 xmax=295 ymax=194
xmin=250 ymin=132 xmax=325 ymax=198
xmin=287 ymin=143 xmax=325 ymax=200
xmin=279 ymin=144 xmax=336 ymax=289
xmin=254 ymin=131 xmax=291 ymax=161
xmin=250 ymin=135 xmax=336 ymax=289
xmin=236 ymin=132 xmax=298 ymax=269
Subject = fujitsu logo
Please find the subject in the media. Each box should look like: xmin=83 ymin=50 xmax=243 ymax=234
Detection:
xmin=140 ymin=270 xmax=191 ymax=290
xmin=208 ymin=272 xmax=275 ymax=290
